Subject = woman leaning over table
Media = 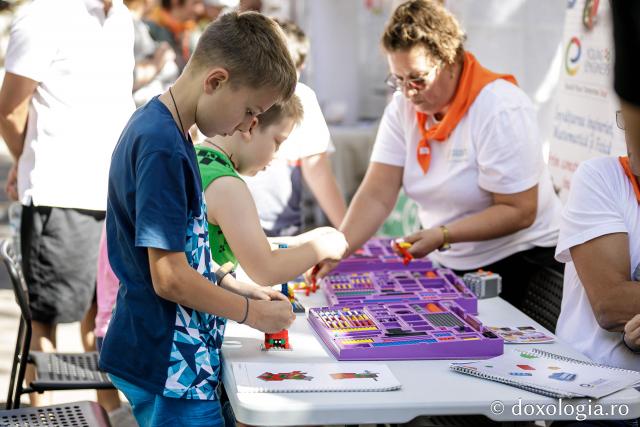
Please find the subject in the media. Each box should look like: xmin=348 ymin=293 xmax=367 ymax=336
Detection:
xmin=316 ymin=0 xmax=562 ymax=310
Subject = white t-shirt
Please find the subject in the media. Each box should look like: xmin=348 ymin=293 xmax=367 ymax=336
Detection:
xmin=244 ymin=82 xmax=334 ymax=234
xmin=275 ymin=82 xmax=335 ymax=161
xmin=370 ymin=80 xmax=561 ymax=270
xmin=555 ymin=157 xmax=640 ymax=371
xmin=5 ymin=0 xmax=135 ymax=211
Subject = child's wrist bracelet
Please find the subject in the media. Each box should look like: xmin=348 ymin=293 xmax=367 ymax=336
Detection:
xmin=215 ymin=261 xmax=235 ymax=286
xmin=238 ymin=296 xmax=250 ymax=324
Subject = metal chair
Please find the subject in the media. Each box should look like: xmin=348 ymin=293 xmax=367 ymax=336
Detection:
xmin=520 ymin=265 xmax=564 ymax=333
xmin=0 ymin=401 xmax=111 ymax=426
xmin=1 ymin=240 xmax=114 ymax=410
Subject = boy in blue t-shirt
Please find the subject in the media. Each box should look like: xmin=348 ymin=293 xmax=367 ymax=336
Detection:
xmin=100 ymin=12 xmax=297 ymax=426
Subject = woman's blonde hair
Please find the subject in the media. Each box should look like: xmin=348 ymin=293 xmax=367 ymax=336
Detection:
xmin=381 ymin=0 xmax=465 ymax=65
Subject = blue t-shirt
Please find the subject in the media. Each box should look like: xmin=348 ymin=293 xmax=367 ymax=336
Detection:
xmin=100 ymin=97 xmax=226 ymax=400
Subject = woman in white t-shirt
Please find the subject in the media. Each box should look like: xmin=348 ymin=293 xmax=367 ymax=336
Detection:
xmin=555 ymin=112 xmax=640 ymax=370
xmin=317 ymin=0 xmax=562 ymax=309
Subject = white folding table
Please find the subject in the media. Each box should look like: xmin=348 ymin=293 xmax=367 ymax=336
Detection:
xmin=221 ymin=292 xmax=640 ymax=426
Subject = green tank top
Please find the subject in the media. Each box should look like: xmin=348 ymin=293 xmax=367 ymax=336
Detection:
xmin=196 ymin=145 xmax=242 ymax=268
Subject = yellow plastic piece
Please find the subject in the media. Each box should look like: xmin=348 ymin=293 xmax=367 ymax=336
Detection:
xmin=334 ymin=326 xmax=378 ymax=333
xmin=341 ymin=338 xmax=374 ymax=345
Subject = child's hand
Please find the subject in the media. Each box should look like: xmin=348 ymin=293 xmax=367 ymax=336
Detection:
xmin=314 ymin=229 xmax=348 ymax=261
xmin=245 ymin=299 xmax=295 ymax=333
xmin=624 ymin=314 xmax=640 ymax=352
xmin=247 ymin=285 xmax=290 ymax=302
xmin=305 ymin=260 xmax=339 ymax=284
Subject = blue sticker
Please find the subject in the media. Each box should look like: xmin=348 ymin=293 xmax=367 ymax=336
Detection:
xmin=549 ymin=372 xmax=577 ymax=382
xmin=509 ymin=372 xmax=533 ymax=377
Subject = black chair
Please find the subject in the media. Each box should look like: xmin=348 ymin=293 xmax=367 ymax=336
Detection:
xmin=1 ymin=240 xmax=114 ymax=410
xmin=520 ymin=265 xmax=564 ymax=333
xmin=0 ymin=401 xmax=111 ymax=426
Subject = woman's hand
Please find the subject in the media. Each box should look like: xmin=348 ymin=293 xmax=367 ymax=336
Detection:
xmin=624 ymin=314 xmax=640 ymax=352
xmin=5 ymin=163 xmax=18 ymax=201
xmin=400 ymin=228 xmax=444 ymax=258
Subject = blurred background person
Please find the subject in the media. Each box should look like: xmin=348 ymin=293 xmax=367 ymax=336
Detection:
xmin=125 ymin=0 xmax=180 ymax=106
xmin=0 ymin=0 xmax=135 ymax=414
xmin=243 ymin=19 xmax=347 ymax=237
xmin=146 ymin=0 xmax=199 ymax=69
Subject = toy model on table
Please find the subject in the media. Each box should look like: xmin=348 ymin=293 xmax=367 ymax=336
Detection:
xmin=262 ymin=329 xmax=292 ymax=351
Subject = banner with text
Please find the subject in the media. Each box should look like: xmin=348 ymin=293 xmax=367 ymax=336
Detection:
xmin=548 ymin=0 xmax=626 ymax=201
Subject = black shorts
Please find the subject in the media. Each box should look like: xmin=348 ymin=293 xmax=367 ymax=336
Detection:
xmin=20 ymin=204 xmax=105 ymax=324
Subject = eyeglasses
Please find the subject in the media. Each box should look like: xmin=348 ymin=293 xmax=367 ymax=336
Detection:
xmin=385 ymin=64 xmax=440 ymax=92
xmin=616 ymin=110 xmax=626 ymax=130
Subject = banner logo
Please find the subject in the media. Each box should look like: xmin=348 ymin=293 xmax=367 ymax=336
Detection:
xmin=565 ymin=37 xmax=581 ymax=76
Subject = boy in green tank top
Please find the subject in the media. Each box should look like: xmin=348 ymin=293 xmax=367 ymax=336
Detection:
xmin=196 ymin=95 xmax=348 ymax=291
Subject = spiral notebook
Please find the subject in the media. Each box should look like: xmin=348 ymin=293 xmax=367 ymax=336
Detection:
xmin=450 ymin=348 xmax=640 ymax=399
xmin=232 ymin=362 xmax=401 ymax=393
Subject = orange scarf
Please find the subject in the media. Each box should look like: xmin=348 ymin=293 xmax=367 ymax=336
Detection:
xmin=149 ymin=7 xmax=195 ymax=60
xmin=619 ymin=156 xmax=640 ymax=203
xmin=416 ymin=52 xmax=518 ymax=174
xmin=150 ymin=7 xmax=195 ymax=37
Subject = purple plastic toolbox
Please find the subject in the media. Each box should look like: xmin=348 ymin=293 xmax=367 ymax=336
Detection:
xmin=321 ymin=268 xmax=478 ymax=314
xmin=333 ymin=238 xmax=433 ymax=272
xmin=308 ymin=301 xmax=503 ymax=361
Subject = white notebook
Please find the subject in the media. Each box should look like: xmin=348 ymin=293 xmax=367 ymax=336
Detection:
xmin=232 ymin=362 xmax=402 ymax=393
xmin=450 ymin=348 xmax=640 ymax=399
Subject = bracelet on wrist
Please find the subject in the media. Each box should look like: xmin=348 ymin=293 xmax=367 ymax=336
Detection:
xmin=215 ymin=261 xmax=235 ymax=285
xmin=238 ymin=296 xmax=250 ymax=324
xmin=438 ymin=225 xmax=451 ymax=252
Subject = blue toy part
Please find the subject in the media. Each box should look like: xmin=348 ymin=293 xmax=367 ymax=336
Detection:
xmin=549 ymin=372 xmax=577 ymax=381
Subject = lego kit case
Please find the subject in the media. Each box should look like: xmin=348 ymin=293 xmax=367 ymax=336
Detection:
xmin=308 ymin=301 xmax=503 ymax=361
xmin=320 ymin=267 xmax=478 ymax=314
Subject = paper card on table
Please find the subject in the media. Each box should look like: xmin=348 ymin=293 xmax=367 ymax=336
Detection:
xmin=232 ymin=362 xmax=401 ymax=393
xmin=488 ymin=326 xmax=555 ymax=344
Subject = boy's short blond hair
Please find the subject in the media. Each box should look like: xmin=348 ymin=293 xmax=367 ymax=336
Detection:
xmin=190 ymin=12 xmax=297 ymax=101
xmin=382 ymin=0 xmax=465 ymax=65
xmin=274 ymin=19 xmax=310 ymax=70
xmin=256 ymin=94 xmax=304 ymax=130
